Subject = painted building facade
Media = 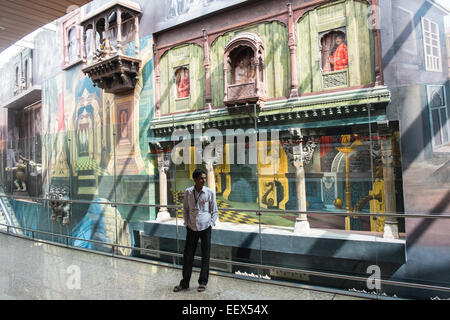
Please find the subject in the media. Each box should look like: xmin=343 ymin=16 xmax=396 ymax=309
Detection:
xmin=0 ymin=0 xmax=449 ymax=299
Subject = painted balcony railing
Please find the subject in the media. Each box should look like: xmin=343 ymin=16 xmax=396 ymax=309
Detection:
xmin=322 ymin=69 xmax=348 ymax=89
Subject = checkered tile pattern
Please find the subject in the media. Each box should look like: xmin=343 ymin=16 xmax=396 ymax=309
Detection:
xmin=75 ymin=157 xmax=108 ymax=176
xmin=172 ymin=191 xmax=260 ymax=225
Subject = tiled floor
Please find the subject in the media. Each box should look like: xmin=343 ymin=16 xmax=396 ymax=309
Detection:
xmin=0 ymin=232 xmax=365 ymax=300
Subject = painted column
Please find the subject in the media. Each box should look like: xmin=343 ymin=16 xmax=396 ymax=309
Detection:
xmin=381 ymin=135 xmax=398 ymax=239
xmin=205 ymin=162 xmax=215 ymax=193
xmin=92 ymin=23 xmax=97 ymax=60
xmin=134 ymin=15 xmax=140 ymax=56
xmin=156 ymin=152 xmax=171 ymax=222
xmin=370 ymin=0 xmax=384 ymax=85
xmin=104 ymin=15 xmax=111 ymax=56
xmin=202 ymin=29 xmax=212 ymax=110
xmin=292 ymin=142 xmax=309 ymax=233
xmin=203 ymin=138 xmax=223 ymax=226
xmin=154 ymin=44 xmax=161 ymax=118
xmin=116 ymin=8 xmax=123 ymax=54
xmin=282 ymin=129 xmax=317 ymax=234
xmin=287 ymin=2 xmax=299 ymax=98
xmin=82 ymin=27 xmax=87 ymax=61
xmin=224 ymin=54 xmax=229 ymax=98
xmin=345 ymin=151 xmax=351 ymax=212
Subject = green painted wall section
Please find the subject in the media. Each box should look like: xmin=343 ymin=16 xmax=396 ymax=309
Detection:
xmin=210 ymin=21 xmax=290 ymax=107
xmin=297 ymin=0 xmax=375 ymax=94
xmin=159 ymin=44 xmax=205 ymax=114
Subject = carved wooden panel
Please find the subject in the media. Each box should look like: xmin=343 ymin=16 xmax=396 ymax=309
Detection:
xmin=322 ymin=69 xmax=348 ymax=89
xmin=227 ymin=82 xmax=256 ymax=100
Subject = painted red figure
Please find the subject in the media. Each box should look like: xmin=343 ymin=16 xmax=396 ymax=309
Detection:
xmin=177 ymin=68 xmax=190 ymax=98
xmin=329 ymin=35 xmax=348 ymax=71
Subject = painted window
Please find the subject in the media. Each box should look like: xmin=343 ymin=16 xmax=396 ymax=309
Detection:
xmin=422 ymin=18 xmax=442 ymax=72
xmin=62 ymin=8 xmax=82 ymax=69
xmin=15 ymin=66 xmax=19 ymax=87
xmin=320 ymin=29 xmax=348 ymax=73
xmin=68 ymin=27 xmax=79 ymax=64
xmin=427 ymin=85 xmax=449 ymax=148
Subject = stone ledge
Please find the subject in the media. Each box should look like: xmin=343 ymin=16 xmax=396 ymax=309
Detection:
xmin=143 ymin=219 xmax=407 ymax=264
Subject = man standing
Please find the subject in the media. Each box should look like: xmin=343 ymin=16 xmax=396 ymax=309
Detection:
xmin=174 ymin=169 xmax=218 ymax=292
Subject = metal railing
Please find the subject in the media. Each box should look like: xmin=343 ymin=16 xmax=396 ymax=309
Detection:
xmin=2 ymin=194 xmax=450 ymax=219
xmin=1 ymin=221 xmax=450 ymax=297
xmin=1 ymin=196 xmax=450 ymax=299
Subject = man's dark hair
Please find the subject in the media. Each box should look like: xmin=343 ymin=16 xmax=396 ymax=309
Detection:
xmin=335 ymin=32 xmax=345 ymax=40
xmin=193 ymin=168 xmax=206 ymax=180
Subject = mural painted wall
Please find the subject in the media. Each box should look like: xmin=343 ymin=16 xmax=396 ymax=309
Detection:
xmin=0 ymin=0 xmax=448 ymax=300
xmin=35 ymin=33 xmax=157 ymax=251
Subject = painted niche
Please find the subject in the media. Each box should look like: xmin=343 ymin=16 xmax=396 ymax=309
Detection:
xmin=223 ymin=32 xmax=265 ymax=113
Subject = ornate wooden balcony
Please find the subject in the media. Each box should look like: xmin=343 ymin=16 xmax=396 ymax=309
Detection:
xmin=80 ymin=0 xmax=141 ymax=94
xmin=82 ymin=54 xmax=141 ymax=94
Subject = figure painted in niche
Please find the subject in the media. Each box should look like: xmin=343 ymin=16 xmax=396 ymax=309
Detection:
xmin=234 ymin=60 xmax=247 ymax=84
xmin=321 ymin=31 xmax=348 ymax=72
xmin=68 ymin=27 xmax=78 ymax=63
xmin=328 ymin=33 xmax=348 ymax=71
xmin=176 ymin=67 xmax=190 ymax=98
xmin=120 ymin=110 xmax=128 ymax=139
xmin=233 ymin=49 xmax=255 ymax=84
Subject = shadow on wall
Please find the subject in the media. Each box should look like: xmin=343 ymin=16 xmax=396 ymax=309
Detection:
xmin=71 ymin=198 xmax=133 ymax=255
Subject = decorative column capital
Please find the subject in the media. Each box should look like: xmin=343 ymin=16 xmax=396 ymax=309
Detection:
xmin=281 ymin=128 xmax=317 ymax=168
xmin=157 ymin=152 xmax=171 ymax=174
xmin=201 ymin=135 xmax=223 ymax=168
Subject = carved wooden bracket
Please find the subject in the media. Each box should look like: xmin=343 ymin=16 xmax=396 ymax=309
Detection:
xmin=82 ymin=55 xmax=141 ymax=94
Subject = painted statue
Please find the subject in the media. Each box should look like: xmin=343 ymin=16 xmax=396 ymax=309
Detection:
xmin=5 ymin=156 xmax=28 ymax=193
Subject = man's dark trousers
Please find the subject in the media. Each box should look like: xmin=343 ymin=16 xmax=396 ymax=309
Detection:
xmin=180 ymin=226 xmax=212 ymax=288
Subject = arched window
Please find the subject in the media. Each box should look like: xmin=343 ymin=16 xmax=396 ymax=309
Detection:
xmin=320 ymin=30 xmax=348 ymax=73
xmin=223 ymin=32 xmax=265 ymax=109
xmin=61 ymin=8 xmax=82 ymax=69
xmin=68 ymin=26 xmax=79 ymax=64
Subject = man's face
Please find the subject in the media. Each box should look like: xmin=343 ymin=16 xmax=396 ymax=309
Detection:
xmin=195 ymin=173 xmax=207 ymax=187
xmin=336 ymin=36 xmax=343 ymax=45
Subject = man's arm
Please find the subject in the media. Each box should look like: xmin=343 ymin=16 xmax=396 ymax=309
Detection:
xmin=183 ymin=190 xmax=189 ymax=227
xmin=210 ymin=191 xmax=219 ymax=226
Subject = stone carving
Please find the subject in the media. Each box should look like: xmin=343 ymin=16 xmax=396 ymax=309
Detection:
xmin=5 ymin=157 xmax=28 ymax=193
xmin=48 ymin=185 xmax=71 ymax=225
xmin=157 ymin=152 xmax=171 ymax=173
xmin=281 ymin=130 xmax=317 ymax=167
xmin=323 ymin=70 xmax=348 ymax=88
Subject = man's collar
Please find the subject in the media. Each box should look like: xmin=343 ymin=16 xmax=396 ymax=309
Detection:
xmin=194 ymin=185 xmax=203 ymax=193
